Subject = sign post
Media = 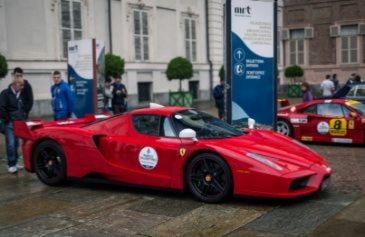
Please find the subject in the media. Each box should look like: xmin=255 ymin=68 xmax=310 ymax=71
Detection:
xmin=68 ymin=39 xmax=105 ymax=117
xmin=226 ymin=0 xmax=277 ymax=128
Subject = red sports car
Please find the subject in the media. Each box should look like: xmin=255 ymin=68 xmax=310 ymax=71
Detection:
xmin=277 ymin=99 xmax=365 ymax=144
xmin=15 ymin=106 xmax=331 ymax=203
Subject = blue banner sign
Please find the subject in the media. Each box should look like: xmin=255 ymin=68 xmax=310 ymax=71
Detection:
xmin=227 ymin=0 xmax=276 ymax=128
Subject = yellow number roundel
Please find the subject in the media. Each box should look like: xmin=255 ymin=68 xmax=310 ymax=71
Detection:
xmin=329 ymin=119 xmax=347 ymax=136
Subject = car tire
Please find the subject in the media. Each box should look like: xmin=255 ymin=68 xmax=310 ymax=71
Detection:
xmin=186 ymin=153 xmax=232 ymax=203
xmin=277 ymin=119 xmax=293 ymax=137
xmin=32 ymin=140 xmax=67 ymax=186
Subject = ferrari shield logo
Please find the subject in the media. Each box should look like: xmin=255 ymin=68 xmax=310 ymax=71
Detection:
xmin=179 ymin=148 xmax=186 ymax=157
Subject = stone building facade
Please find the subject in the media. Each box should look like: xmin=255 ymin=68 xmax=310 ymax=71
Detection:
xmin=282 ymin=0 xmax=365 ymax=85
xmin=0 ymin=0 xmax=225 ymax=116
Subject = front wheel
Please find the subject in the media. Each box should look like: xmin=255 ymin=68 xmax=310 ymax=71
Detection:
xmin=186 ymin=153 xmax=232 ymax=203
xmin=33 ymin=140 xmax=67 ymax=186
xmin=277 ymin=119 xmax=293 ymax=137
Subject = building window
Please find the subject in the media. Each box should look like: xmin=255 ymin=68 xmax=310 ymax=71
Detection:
xmin=134 ymin=10 xmax=149 ymax=61
xmin=289 ymin=29 xmax=304 ymax=65
xmin=340 ymin=25 xmax=358 ymax=64
xmin=61 ymin=0 xmax=82 ymax=58
xmin=189 ymin=81 xmax=199 ymax=100
xmin=184 ymin=18 xmax=197 ymax=62
xmin=138 ymin=82 xmax=152 ymax=102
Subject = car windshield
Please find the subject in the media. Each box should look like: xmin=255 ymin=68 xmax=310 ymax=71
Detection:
xmin=172 ymin=109 xmax=243 ymax=139
xmin=346 ymin=100 xmax=365 ymax=115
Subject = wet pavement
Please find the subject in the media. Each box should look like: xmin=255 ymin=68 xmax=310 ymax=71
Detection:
xmin=0 ymin=143 xmax=364 ymax=237
xmin=0 ymin=101 xmax=364 ymax=236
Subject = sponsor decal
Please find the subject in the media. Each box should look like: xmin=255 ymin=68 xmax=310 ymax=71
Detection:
xmin=348 ymin=120 xmax=355 ymax=129
xmin=139 ymin=147 xmax=158 ymax=170
xmin=329 ymin=118 xmax=347 ymax=136
xmin=331 ymin=138 xmax=353 ymax=144
xmin=179 ymin=148 xmax=186 ymax=157
xmin=301 ymin=136 xmax=313 ymax=141
xmin=317 ymin=121 xmax=329 ymax=134
xmin=290 ymin=118 xmax=308 ymax=124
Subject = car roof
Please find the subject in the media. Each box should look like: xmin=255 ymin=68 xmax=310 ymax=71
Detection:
xmin=129 ymin=106 xmax=188 ymax=116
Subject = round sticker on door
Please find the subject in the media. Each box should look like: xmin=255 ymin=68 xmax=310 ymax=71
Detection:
xmin=317 ymin=121 xmax=329 ymax=134
xmin=139 ymin=147 xmax=158 ymax=170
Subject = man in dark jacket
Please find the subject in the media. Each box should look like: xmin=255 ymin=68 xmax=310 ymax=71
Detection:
xmin=213 ymin=78 xmax=225 ymax=119
xmin=12 ymin=67 xmax=33 ymax=119
xmin=0 ymin=78 xmax=26 ymax=173
xmin=51 ymin=70 xmax=75 ymax=120
xmin=111 ymin=75 xmax=128 ymax=114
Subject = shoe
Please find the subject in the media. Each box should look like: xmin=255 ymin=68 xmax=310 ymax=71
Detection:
xmin=16 ymin=164 xmax=24 ymax=169
xmin=8 ymin=166 xmax=18 ymax=174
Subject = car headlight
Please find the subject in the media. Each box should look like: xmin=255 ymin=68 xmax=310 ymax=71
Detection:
xmin=247 ymin=152 xmax=283 ymax=171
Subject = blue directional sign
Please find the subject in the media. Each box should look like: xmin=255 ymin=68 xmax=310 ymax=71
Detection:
xmin=226 ymin=0 xmax=277 ymax=128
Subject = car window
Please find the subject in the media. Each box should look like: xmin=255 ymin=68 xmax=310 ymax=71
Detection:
xmin=356 ymin=85 xmax=365 ymax=97
xmin=342 ymin=106 xmax=351 ymax=117
xmin=172 ymin=109 xmax=242 ymax=139
xmin=347 ymin=85 xmax=365 ymax=97
xmin=161 ymin=117 xmax=176 ymax=137
xmin=347 ymin=87 xmax=356 ymax=97
xmin=132 ymin=115 xmax=161 ymax=136
xmin=317 ymin=103 xmax=344 ymax=117
xmin=302 ymin=105 xmax=317 ymax=114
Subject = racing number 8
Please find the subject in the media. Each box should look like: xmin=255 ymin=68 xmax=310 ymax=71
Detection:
xmin=333 ymin=120 xmax=342 ymax=130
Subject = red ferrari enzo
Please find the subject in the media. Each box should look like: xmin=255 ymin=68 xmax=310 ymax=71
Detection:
xmin=277 ymin=99 xmax=365 ymax=144
xmin=15 ymin=106 xmax=332 ymax=203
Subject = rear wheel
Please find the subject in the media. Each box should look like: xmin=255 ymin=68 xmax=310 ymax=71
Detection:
xmin=33 ymin=140 xmax=67 ymax=186
xmin=186 ymin=153 xmax=232 ymax=203
xmin=277 ymin=119 xmax=293 ymax=137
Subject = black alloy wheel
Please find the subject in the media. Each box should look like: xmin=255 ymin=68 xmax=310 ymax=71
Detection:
xmin=186 ymin=153 xmax=232 ymax=203
xmin=33 ymin=140 xmax=67 ymax=186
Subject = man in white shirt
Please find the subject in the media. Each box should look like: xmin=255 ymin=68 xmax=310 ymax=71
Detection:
xmin=321 ymin=74 xmax=335 ymax=98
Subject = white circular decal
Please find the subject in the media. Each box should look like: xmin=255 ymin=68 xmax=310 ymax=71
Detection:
xmin=139 ymin=147 xmax=158 ymax=170
xmin=317 ymin=121 xmax=329 ymax=134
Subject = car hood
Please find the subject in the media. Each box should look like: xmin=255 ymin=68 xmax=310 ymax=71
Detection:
xmin=204 ymin=129 xmax=326 ymax=171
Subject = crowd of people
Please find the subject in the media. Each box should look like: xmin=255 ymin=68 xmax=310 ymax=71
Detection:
xmin=0 ymin=67 xmax=127 ymax=173
xmin=301 ymin=73 xmax=363 ymax=103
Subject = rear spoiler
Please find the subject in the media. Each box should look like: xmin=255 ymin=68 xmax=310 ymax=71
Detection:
xmin=13 ymin=114 xmax=110 ymax=141
xmin=14 ymin=121 xmax=40 ymax=141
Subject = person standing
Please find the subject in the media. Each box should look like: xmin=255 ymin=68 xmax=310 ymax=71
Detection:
xmin=12 ymin=67 xmax=33 ymax=119
xmin=301 ymin=82 xmax=313 ymax=102
xmin=320 ymin=74 xmax=335 ymax=98
xmin=111 ymin=75 xmax=127 ymax=114
xmin=331 ymin=74 xmax=339 ymax=92
xmin=51 ymin=71 xmax=75 ymax=120
xmin=0 ymin=77 xmax=26 ymax=173
xmin=103 ymin=77 xmax=113 ymax=112
xmin=213 ymin=78 xmax=225 ymax=120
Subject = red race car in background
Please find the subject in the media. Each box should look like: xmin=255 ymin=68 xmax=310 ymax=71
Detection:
xmin=277 ymin=99 xmax=365 ymax=144
xmin=15 ymin=106 xmax=332 ymax=203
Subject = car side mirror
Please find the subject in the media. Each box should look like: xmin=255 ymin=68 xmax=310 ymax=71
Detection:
xmin=179 ymin=129 xmax=198 ymax=141
xmin=349 ymin=112 xmax=358 ymax=118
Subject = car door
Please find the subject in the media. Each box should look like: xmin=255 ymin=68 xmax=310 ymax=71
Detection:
xmin=301 ymin=102 xmax=353 ymax=143
xmin=121 ymin=114 xmax=182 ymax=188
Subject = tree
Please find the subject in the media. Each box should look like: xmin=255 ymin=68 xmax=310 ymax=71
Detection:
xmin=105 ymin=53 xmax=125 ymax=78
xmin=0 ymin=53 xmax=8 ymax=79
xmin=284 ymin=65 xmax=304 ymax=84
xmin=166 ymin=57 xmax=193 ymax=91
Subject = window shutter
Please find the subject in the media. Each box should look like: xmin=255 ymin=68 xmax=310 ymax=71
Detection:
xmin=304 ymin=27 xmax=314 ymax=39
xmin=329 ymin=25 xmax=339 ymax=37
xmin=281 ymin=29 xmax=289 ymax=40
xmin=358 ymin=23 xmax=365 ymax=35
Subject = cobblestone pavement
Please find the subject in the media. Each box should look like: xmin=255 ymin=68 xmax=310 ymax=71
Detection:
xmin=0 ymin=141 xmax=364 ymax=236
xmin=0 ymin=101 xmax=364 ymax=236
